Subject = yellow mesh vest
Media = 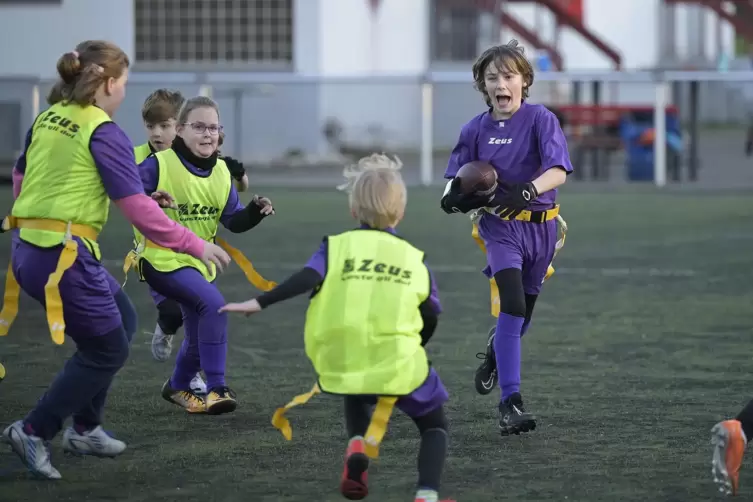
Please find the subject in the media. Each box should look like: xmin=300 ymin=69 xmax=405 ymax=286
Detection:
xmin=134 ymin=142 xmax=153 ymax=164
xmin=1 ymin=103 xmax=112 ymax=343
xmin=137 ymin=149 xmax=231 ymax=282
xmin=303 ymin=229 xmax=431 ymax=396
xmin=11 ymin=103 xmax=112 ymax=258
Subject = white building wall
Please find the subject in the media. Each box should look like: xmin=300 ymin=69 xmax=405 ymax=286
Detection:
xmin=0 ymin=0 xmax=738 ymax=77
xmin=0 ymin=0 xmax=742 ymax=157
xmin=0 ymin=0 xmax=134 ymax=78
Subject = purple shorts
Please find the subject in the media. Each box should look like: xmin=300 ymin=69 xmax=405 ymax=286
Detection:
xmin=348 ymin=368 xmax=448 ymax=419
xmin=11 ymin=235 xmax=123 ymax=337
xmin=478 ymin=213 xmax=557 ymax=295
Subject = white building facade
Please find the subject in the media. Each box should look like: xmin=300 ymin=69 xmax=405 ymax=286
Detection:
xmin=0 ymin=0 xmax=740 ymax=159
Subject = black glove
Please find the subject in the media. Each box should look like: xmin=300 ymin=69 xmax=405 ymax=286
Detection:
xmin=492 ymin=182 xmax=538 ymax=219
xmin=222 ymin=156 xmax=246 ymax=182
xmin=440 ymin=178 xmax=495 ymax=214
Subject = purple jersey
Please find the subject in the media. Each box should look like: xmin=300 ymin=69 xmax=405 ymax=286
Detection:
xmin=445 ymin=102 xmax=573 ymax=212
xmin=304 ymin=226 xmax=443 ymax=314
xmin=139 ymin=154 xmax=246 ymax=228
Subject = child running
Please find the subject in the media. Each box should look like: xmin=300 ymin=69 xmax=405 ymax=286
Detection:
xmin=221 ymin=154 xmax=450 ymax=502
xmin=133 ymin=90 xmax=250 ymax=377
xmin=134 ymin=95 xmax=274 ymax=415
xmin=0 ymin=41 xmax=230 ymax=479
xmin=440 ymin=40 xmax=572 ymax=436
xmin=133 ymin=89 xmax=197 ymax=379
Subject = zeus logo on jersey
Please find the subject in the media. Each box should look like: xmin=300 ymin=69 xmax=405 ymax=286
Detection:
xmin=341 ymin=258 xmax=413 ymax=284
xmin=177 ymin=203 xmax=220 ymax=222
xmin=488 ymin=137 xmax=513 ymax=145
xmin=38 ymin=111 xmax=81 ymax=138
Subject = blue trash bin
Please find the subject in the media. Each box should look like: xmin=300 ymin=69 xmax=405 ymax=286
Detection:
xmin=619 ymin=110 xmax=682 ymax=182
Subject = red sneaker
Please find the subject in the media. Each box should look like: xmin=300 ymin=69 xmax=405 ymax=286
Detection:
xmin=340 ymin=437 xmax=369 ymax=500
xmin=712 ymin=420 xmax=747 ymax=495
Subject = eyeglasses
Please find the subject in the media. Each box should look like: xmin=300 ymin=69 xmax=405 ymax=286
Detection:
xmin=184 ymin=122 xmax=223 ymax=135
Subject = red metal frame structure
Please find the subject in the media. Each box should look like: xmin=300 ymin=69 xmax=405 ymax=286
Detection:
xmin=436 ymin=0 xmax=564 ymax=69
xmin=557 ymin=105 xmax=679 ymax=128
xmin=664 ymin=0 xmax=753 ymax=46
xmin=438 ymin=0 xmax=622 ymax=69
xmin=522 ymin=0 xmax=622 ymax=69
xmin=500 ymin=10 xmax=564 ymax=69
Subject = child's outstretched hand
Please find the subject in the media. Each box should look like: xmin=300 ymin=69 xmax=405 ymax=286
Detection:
xmin=253 ymin=195 xmax=275 ymax=216
xmin=219 ymin=299 xmax=262 ymax=316
xmin=151 ymin=190 xmax=178 ymax=209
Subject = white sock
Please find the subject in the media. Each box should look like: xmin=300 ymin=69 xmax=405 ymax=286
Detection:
xmin=154 ymin=323 xmax=164 ymax=336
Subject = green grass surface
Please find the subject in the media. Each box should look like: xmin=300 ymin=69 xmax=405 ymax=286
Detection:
xmin=0 ymin=186 xmax=751 ymax=501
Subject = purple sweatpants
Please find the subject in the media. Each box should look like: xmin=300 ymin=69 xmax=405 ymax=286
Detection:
xmin=140 ymin=261 xmax=228 ymax=391
xmin=10 ymin=235 xmax=136 ymax=439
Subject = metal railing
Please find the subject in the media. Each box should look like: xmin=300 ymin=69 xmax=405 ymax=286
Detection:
xmin=3 ymin=70 xmax=752 ymax=188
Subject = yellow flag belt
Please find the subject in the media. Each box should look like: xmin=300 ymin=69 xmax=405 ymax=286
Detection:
xmin=0 ymin=216 xmax=99 ymax=344
xmin=469 ymin=205 xmax=568 ymax=318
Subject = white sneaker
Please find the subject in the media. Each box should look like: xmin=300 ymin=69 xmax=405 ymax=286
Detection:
xmin=190 ymin=373 xmax=207 ymax=395
xmin=61 ymin=425 xmax=126 ymax=458
xmin=151 ymin=324 xmax=173 ymax=362
xmin=414 ymin=489 xmax=439 ymax=502
xmin=2 ymin=420 xmax=61 ymax=480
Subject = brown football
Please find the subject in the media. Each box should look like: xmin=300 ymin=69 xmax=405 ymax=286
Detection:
xmin=456 ymin=161 xmax=498 ymax=195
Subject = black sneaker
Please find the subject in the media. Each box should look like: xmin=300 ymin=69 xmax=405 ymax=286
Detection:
xmin=474 ymin=326 xmax=498 ymax=395
xmin=499 ymin=393 xmax=536 ymax=436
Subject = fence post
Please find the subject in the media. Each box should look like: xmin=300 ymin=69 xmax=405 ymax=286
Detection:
xmin=233 ymin=88 xmax=243 ymax=160
xmin=688 ymin=80 xmax=699 ymax=181
xmin=31 ymin=84 xmax=40 ymax=120
xmin=420 ymin=79 xmax=433 ymax=187
xmin=653 ymin=74 xmax=668 ymax=187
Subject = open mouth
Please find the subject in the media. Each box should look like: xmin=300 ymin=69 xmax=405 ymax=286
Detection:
xmin=496 ymin=95 xmax=511 ymax=107
xmin=199 ymin=142 xmax=213 ymax=148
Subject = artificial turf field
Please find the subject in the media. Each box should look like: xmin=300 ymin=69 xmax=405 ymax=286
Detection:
xmin=0 ymin=185 xmax=751 ymax=502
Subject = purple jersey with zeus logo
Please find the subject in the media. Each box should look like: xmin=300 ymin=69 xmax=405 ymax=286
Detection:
xmin=444 ymin=101 xmax=573 ymax=212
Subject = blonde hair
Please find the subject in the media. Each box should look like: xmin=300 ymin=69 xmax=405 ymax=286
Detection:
xmin=338 ymin=153 xmax=406 ymax=229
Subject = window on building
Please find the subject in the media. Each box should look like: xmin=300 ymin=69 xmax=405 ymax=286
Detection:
xmin=134 ymin=0 xmax=293 ymax=70
xmin=431 ymin=0 xmax=482 ymax=62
